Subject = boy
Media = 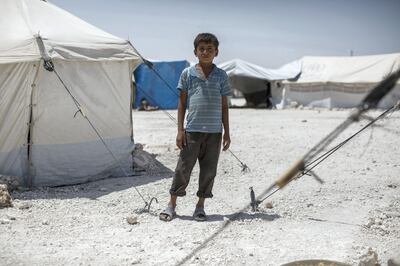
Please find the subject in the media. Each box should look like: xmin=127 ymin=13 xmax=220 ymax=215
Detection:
xmin=159 ymin=33 xmax=231 ymax=222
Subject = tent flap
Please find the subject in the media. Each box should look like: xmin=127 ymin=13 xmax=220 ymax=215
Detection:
xmin=0 ymin=62 xmax=37 ymax=177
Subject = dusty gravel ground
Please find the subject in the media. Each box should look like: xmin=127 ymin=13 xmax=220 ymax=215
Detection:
xmin=1 ymin=108 xmax=399 ymax=266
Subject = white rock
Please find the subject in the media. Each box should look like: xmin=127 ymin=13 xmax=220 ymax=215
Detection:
xmin=126 ymin=216 xmax=139 ymax=225
xmin=0 ymin=218 xmax=11 ymax=224
xmin=0 ymin=184 xmax=12 ymax=208
xmin=358 ymin=248 xmax=379 ymax=266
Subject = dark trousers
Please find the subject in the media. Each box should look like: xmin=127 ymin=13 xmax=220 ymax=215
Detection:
xmin=170 ymin=132 xmax=222 ymax=198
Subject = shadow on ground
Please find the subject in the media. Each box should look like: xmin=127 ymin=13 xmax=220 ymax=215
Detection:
xmin=176 ymin=211 xmax=281 ymax=222
xmin=11 ymin=149 xmax=174 ymax=201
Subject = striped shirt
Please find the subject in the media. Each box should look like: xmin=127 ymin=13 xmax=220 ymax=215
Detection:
xmin=178 ymin=64 xmax=231 ymax=133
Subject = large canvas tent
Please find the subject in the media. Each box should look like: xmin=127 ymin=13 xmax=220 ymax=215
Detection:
xmin=0 ymin=0 xmax=141 ymax=186
xmin=281 ymin=53 xmax=400 ymax=108
xmin=219 ymin=59 xmax=301 ymax=106
xmin=133 ymin=60 xmax=189 ymax=109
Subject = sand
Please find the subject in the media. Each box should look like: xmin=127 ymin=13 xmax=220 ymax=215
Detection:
xmin=1 ymin=108 xmax=399 ymax=265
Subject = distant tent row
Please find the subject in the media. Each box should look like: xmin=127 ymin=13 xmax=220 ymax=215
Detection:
xmin=0 ymin=0 xmax=141 ymax=186
xmin=282 ymin=53 xmax=400 ymax=108
xmin=133 ymin=54 xmax=400 ymax=109
xmin=217 ymin=54 xmax=400 ymax=109
xmin=132 ymin=58 xmax=301 ymax=109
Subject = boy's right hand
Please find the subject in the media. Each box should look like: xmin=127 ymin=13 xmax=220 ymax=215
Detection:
xmin=176 ymin=130 xmax=186 ymax=150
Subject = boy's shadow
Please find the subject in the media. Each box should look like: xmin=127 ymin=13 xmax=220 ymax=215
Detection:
xmin=176 ymin=211 xmax=280 ymax=222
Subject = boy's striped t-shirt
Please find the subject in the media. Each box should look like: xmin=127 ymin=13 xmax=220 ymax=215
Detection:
xmin=178 ymin=65 xmax=231 ymax=133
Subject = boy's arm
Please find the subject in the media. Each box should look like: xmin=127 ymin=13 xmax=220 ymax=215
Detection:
xmin=222 ymin=95 xmax=230 ymax=151
xmin=176 ymin=91 xmax=188 ymax=150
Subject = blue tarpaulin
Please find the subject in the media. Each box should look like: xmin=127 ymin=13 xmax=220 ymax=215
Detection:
xmin=134 ymin=60 xmax=189 ymax=109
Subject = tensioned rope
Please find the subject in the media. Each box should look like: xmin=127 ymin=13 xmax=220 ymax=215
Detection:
xmin=256 ymin=101 xmax=400 ymax=206
xmin=129 ymin=42 xmax=250 ymax=173
xmin=176 ymin=69 xmax=400 ymax=265
xmin=35 ymin=36 xmax=156 ymax=212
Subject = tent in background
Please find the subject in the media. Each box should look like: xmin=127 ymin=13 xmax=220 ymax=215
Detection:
xmin=0 ymin=0 xmax=141 ymax=186
xmin=219 ymin=59 xmax=301 ymax=107
xmin=133 ymin=60 xmax=189 ymax=109
xmin=281 ymin=53 xmax=400 ymax=108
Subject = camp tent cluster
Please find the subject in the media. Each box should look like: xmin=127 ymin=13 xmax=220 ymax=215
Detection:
xmin=219 ymin=54 xmax=400 ymax=109
xmin=0 ymin=0 xmax=142 ymax=186
xmin=1 ymin=0 xmax=399 ymax=188
xmin=282 ymin=53 xmax=400 ymax=108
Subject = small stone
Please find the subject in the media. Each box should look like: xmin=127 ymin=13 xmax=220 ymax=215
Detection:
xmin=0 ymin=218 xmax=11 ymax=224
xmin=388 ymin=184 xmax=397 ymax=188
xmin=126 ymin=216 xmax=139 ymax=225
xmin=131 ymin=259 xmax=141 ymax=265
xmin=0 ymin=184 xmax=12 ymax=208
xmin=358 ymin=248 xmax=379 ymax=266
xmin=379 ymin=213 xmax=387 ymax=219
xmin=301 ymin=120 xmax=307 ymax=122
xmin=7 ymin=215 xmax=16 ymax=220
xmin=249 ymin=253 xmax=254 ymax=257
xmin=16 ymin=202 xmax=32 ymax=210
xmin=307 ymin=203 xmax=314 ymax=207
xmin=265 ymin=202 xmax=273 ymax=209
xmin=365 ymin=219 xmax=374 ymax=228
xmin=42 ymin=220 xmax=49 ymax=225
xmin=290 ymin=101 xmax=299 ymax=108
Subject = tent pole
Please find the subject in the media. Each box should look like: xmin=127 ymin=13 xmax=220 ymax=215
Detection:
xmin=26 ymin=61 xmax=40 ymax=187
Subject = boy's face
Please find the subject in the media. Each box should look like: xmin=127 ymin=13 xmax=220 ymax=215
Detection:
xmin=194 ymin=41 xmax=218 ymax=64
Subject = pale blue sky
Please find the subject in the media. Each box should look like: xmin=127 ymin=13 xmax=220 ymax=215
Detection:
xmin=51 ymin=0 xmax=400 ymax=68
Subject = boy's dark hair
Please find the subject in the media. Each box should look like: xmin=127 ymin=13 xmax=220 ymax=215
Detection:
xmin=194 ymin=33 xmax=219 ymax=50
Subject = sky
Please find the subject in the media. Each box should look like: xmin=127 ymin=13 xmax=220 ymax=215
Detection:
xmin=51 ymin=0 xmax=400 ymax=68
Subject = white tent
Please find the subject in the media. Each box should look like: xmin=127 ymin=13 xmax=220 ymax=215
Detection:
xmin=219 ymin=59 xmax=301 ymax=106
xmin=282 ymin=53 xmax=400 ymax=108
xmin=0 ymin=0 xmax=142 ymax=186
xmin=219 ymin=58 xmax=301 ymax=83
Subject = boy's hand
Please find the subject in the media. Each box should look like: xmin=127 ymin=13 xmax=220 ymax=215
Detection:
xmin=176 ymin=130 xmax=186 ymax=150
xmin=222 ymin=132 xmax=231 ymax=151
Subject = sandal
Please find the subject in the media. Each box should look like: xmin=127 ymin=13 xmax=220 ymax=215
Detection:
xmin=159 ymin=206 xmax=176 ymax=222
xmin=193 ymin=207 xmax=207 ymax=222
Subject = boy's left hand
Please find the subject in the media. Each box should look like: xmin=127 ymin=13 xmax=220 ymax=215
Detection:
xmin=222 ymin=133 xmax=231 ymax=151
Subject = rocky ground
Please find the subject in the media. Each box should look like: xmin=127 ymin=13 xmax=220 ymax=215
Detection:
xmin=1 ymin=108 xmax=399 ymax=265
